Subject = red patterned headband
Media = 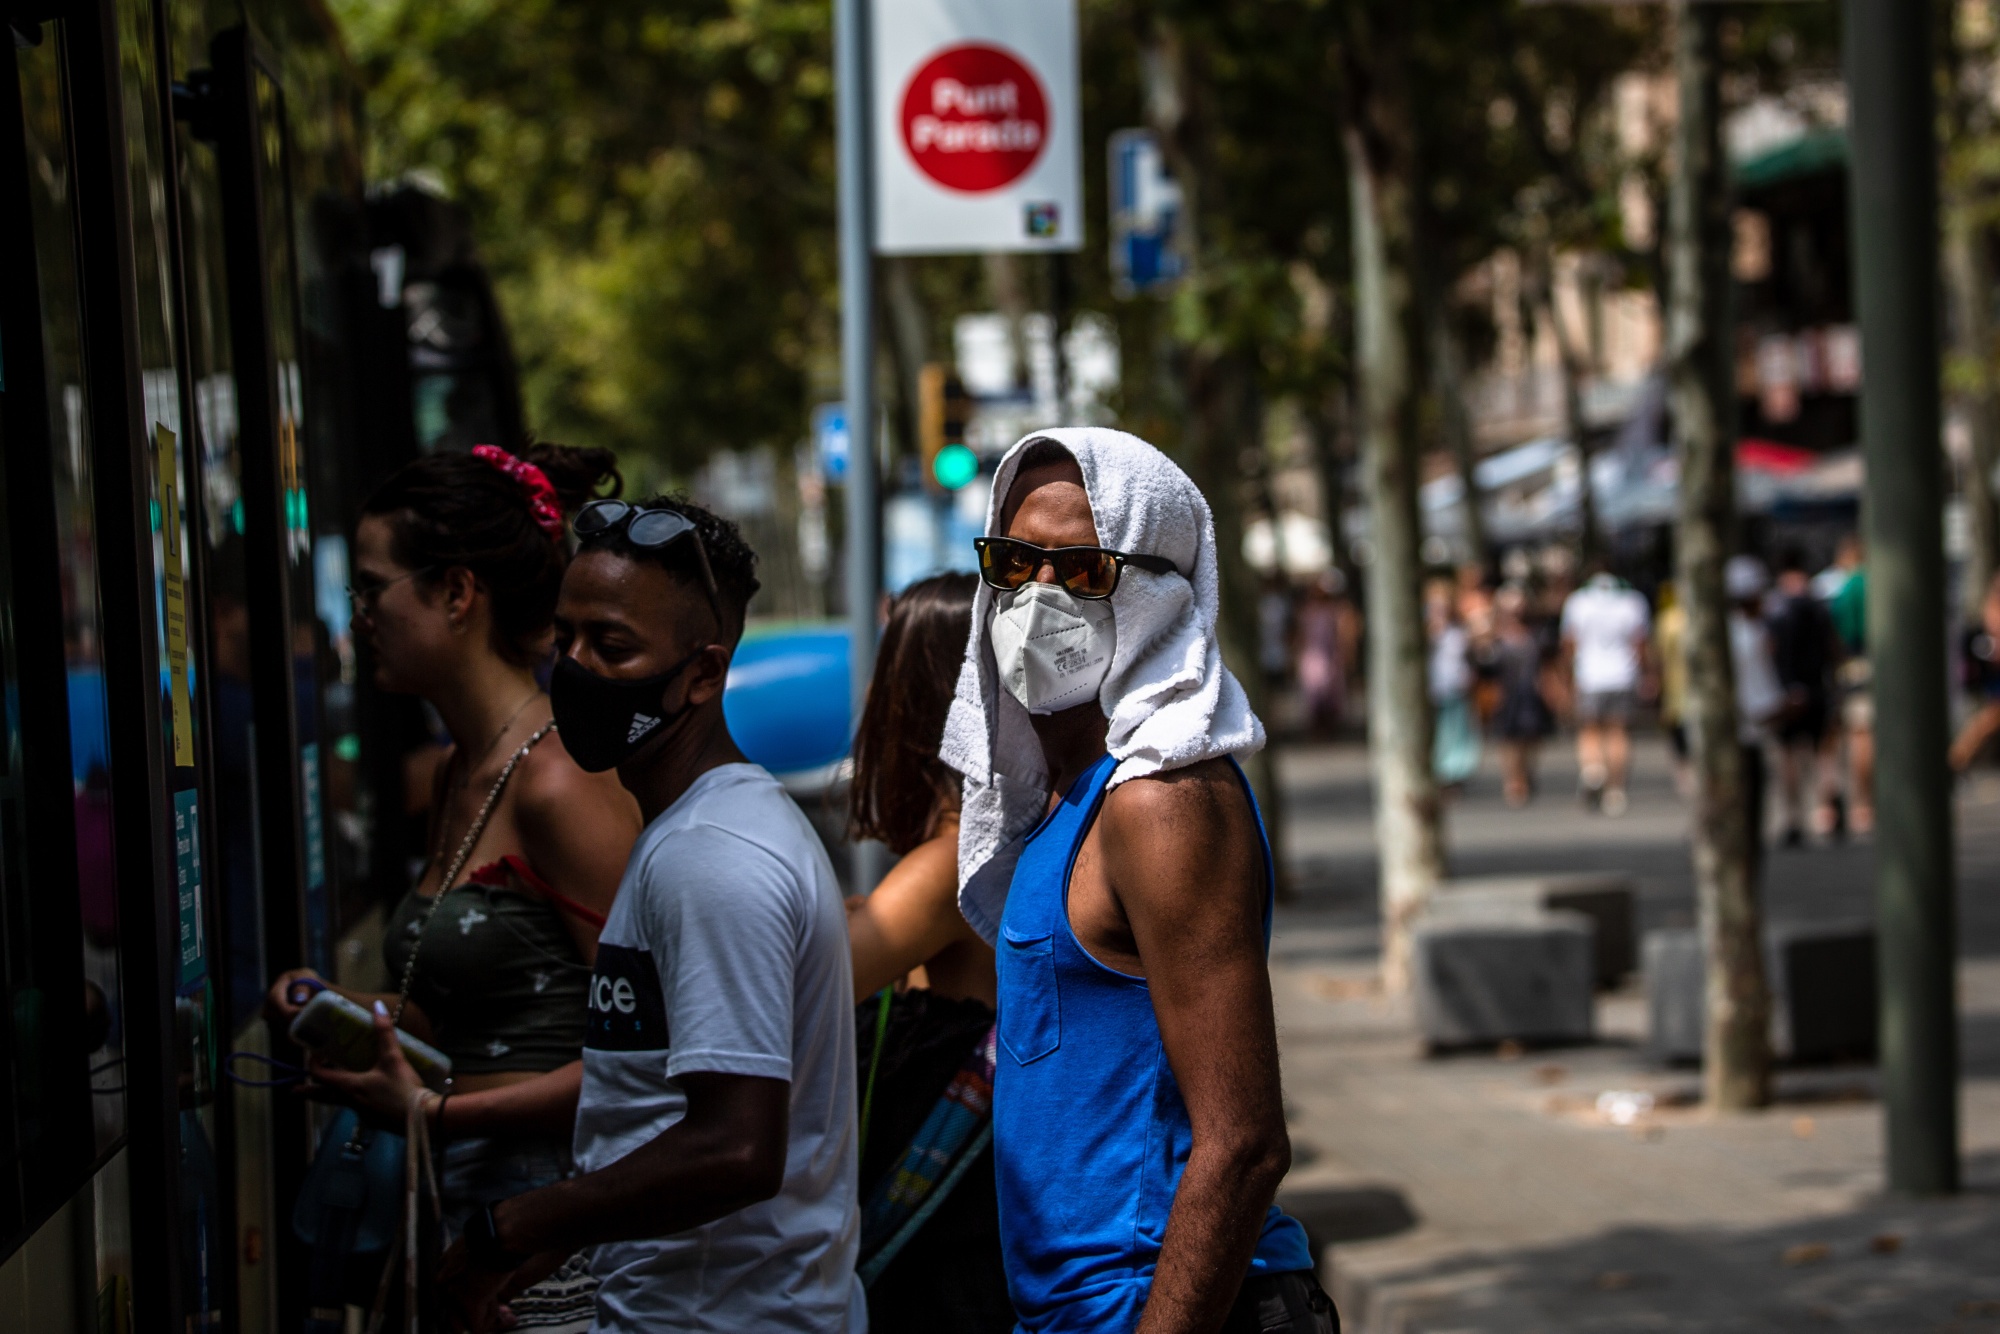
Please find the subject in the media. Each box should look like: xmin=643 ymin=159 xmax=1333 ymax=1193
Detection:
xmin=472 ymin=445 xmax=564 ymax=540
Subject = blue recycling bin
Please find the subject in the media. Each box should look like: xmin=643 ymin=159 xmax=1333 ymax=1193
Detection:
xmin=723 ymin=624 xmax=852 ymax=776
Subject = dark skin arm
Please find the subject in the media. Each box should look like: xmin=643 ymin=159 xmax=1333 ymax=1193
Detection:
xmin=1067 ymin=759 xmax=1292 ymax=1334
xmin=439 ymin=1071 xmax=788 ymax=1332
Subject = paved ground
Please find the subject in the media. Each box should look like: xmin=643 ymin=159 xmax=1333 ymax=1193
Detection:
xmin=1267 ymin=735 xmax=2000 ymax=1333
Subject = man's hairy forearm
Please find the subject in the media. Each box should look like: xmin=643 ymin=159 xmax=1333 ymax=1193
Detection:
xmin=1136 ymin=1134 xmax=1291 ymax=1334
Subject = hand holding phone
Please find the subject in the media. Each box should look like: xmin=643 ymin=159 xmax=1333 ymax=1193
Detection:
xmin=288 ymin=990 xmax=453 ymax=1090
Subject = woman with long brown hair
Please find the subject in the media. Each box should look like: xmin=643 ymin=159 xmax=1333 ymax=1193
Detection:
xmin=267 ymin=442 xmax=642 ymax=1248
xmin=845 ymin=571 xmax=1013 ymax=1332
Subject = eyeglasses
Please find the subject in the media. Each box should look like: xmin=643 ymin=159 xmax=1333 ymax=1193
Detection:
xmin=346 ymin=567 xmax=428 ymax=612
xmin=573 ymin=499 xmax=721 ymax=606
xmin=973 ymin=536 xmax=1178 ymax=601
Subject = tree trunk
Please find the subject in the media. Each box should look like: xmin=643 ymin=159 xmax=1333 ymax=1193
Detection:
xmin=1424 ymin=274 xmax=1491 ymax=574
xmin=1343 ymin=16 xmax=1444 ymax=989
xmin=1531 ymin=248 xmax=1601 ymax=565
xmin=1668 ymin=2 xmax=1771 ymax=1112
xmin=1945 ymin=201 xmax=2000 ymax=623
xmin=1144 ymin=18 xmax=1290 ymax=893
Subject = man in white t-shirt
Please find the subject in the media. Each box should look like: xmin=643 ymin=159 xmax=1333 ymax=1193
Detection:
xmin=1560 ymin=565 xmax=1653 ymax=816
xmin=441 ymin=496 xmax=862 ymax=1332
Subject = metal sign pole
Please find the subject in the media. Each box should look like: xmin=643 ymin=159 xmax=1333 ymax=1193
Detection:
xmin=835 ymin=0 xmax=886 ymax=893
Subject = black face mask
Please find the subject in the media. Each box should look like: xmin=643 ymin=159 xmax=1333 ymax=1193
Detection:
xmin=549 ymin=649 xmax=703 ymax=774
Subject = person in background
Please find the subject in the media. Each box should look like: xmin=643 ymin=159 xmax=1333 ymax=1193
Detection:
xmin=842 ymin=572 xmax=1012 ymax=1334
xmin=1654 ymin=581 xmax=1692 ymax=797
xmin=1560 ymin=561 xmax=1652 ymax=816
xmin=1819 ymin=535 xmax=1872 ymax=832
xmin=1485 ymin=584 xmax=1554 ymax=807
xmin=1257 ymin=575 xmax=1294 ymax=690
xmin=1456 ymin=564 xmax=1501 ymax=729
xmin=1294 ymin=572 xmax=1348 ymax=735
xmin=1765 ymin=548 xmax=1837 ymax=847
xmin=1951 ymin=569 xmax=2000 ymax=772
xmin=1726 ymin=556 xmax=1786 ymax=879
xmin=1428 ymin=578 xmax=1481 ymax=789
xmin=945 ymin=430 xmax=1330 ymax=1333
xmin=270 ymin=443 xmax=641 ymax=1245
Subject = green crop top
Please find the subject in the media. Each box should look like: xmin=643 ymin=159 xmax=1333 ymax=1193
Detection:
xmin=381 ymin=856 xmax=599 ymax=1076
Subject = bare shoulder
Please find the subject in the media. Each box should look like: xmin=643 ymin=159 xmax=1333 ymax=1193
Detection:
xmin=1099 ymin=757 xmax=1255 ymax=840
xmin=513 ymin=732 xmax=638 ymax=830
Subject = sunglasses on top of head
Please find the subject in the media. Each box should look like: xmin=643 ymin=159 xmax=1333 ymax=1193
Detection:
xmin=573 ymin=499 xmax=722 ymax=611
xmin=973 ymin=536 xmax=1178 ymax=601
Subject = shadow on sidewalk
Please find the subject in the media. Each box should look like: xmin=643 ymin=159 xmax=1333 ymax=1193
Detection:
xmin=1332 ymin=1155 xmax=2000 ymax=1333
xmin=1278 ymin=1184 xmax=1421 ymax=1259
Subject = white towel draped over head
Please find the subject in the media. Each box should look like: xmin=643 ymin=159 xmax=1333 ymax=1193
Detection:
xmin=937 ymin=426 xmax=1264 ymax=943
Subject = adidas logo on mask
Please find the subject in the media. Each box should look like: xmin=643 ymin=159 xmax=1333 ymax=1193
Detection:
xmin=627 ymin=714 xmax=661 ymax=744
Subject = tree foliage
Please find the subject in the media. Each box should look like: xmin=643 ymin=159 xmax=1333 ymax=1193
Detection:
xmin=332 ymin=0 xmax=840 ymax=472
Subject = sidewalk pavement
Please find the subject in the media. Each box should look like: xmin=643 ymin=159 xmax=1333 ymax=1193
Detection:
xmin=1269 ymin=737 xmax=2000 ymax=1332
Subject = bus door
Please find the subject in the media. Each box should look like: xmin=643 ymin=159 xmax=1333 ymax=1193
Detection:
xmin=199 ymin=22 xmax=337 ymax=1330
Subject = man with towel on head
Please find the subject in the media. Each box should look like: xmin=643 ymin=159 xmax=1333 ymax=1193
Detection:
xmin=941 ymin=430 xmax=1334 ymax=1334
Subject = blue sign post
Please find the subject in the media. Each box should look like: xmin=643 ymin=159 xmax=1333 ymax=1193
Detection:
xmin=813 ymin=402 xmax=851 ymax=481
xmin=1108 ymin=128 xmax=1185 ymax=297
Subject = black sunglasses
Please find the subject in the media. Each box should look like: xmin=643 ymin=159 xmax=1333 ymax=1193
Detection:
xmin=574 ymin=500 xmax=721 ymax=606
xmin=973 ymin=536 xmax=1178 ymax=601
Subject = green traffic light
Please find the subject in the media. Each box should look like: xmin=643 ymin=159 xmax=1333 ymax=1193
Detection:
xmin=933 ymin=443 xmax=978 ymax=491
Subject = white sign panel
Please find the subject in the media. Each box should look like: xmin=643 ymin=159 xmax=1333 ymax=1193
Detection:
xmin=872 ymin=0 xmax=1081 ymax=255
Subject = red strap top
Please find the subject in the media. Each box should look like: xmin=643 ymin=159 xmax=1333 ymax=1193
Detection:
xmin=464 ymin=854 xmax=609 ymax=929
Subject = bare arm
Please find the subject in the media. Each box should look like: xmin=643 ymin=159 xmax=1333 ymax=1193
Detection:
xmin=305 ymin=1004 xmax=580 ymax=1136
xmin=845 ymin=824 xmax=979 ymax=1000
xmin=512 ymin=738 xmax=643 ymax=962
xmin=1951 ymin=701 xmax=2000 ymax=771
xmin=483 ymin=1070 xmax=787 ymax=1254
xmin=1102 ymin=764 xmax=1291 ymax=1334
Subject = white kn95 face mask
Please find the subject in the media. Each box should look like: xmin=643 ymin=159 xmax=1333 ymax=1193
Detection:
xmin=989 ymin=580 xmax=1117 ymax=715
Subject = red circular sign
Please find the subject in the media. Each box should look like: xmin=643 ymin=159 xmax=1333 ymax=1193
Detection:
xmin=899 ymin=43 xmax=1049 ymax=193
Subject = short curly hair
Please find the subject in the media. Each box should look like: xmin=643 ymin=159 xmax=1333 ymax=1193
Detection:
xmin=582 ymin=494 xmax=761 ymax=645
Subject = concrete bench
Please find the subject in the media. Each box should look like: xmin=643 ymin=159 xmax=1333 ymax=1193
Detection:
xmin=1643 ymin=923 xmax=1878 ymax=1064
xmin=1412 ymin=911 xmax=1596 ymax=1050
xmin=1429 ymin=874 xmax=1636 ymax=989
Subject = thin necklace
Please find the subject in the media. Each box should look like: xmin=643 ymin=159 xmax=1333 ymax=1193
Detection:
xmin=469 ymin=688 xmax=543 ymax=774
xmin=433 ymin=688 xmax=543 ymax=868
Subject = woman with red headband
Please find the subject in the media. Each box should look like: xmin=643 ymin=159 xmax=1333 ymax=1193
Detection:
xmin=266 ymin=442 xmax=642 ymax=1260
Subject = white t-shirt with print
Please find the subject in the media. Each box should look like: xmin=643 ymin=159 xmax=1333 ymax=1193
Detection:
xmin=572 ymin=762 xmax=864 ymax=1333
xmin=1561 ymin=578 xmax=1652 ymax=695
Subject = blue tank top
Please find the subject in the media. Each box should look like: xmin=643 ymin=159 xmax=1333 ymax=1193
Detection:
xmin=993 ymin=752 xmax=1313 ymax=1331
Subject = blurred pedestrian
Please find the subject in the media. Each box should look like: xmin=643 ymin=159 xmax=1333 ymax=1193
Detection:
xmin=274 ymin=443 xmax=640 ymax=1311
xmin=1654 ymin=581 xmax=1692 ymax=796
xmin=1486 ymin=584 xmax=1554 ymax=807
xmin=1560 ymin=561 xmax=1652 ymax=816
xmin=1819 ymin=535 xmax=1873 ymax=832
xmin=422 ymin=497 xmax=865 ymax=1333
xmin=1258 ymin=575 xmax=1294 ymax=688
xmin=1457 ymin=564 xmax=1501 ymax=725
xmin=1428 ymin=579 xmax=1481 ymax=788
xmin=1765 ymin=548 xmax=1837 ymax=847
xmin=842 ymin=572 xmax=1012 ymax=1334
xmin=1951 ymin=570 xmax=2000 ymax=772
xmin=945 ymin=431 xmax=1332 ymax=1333
xmin=1294 ymin=572 xmax=1348 ymax=735
xmin=1727 ymin=556 xmax=1786 ymax=875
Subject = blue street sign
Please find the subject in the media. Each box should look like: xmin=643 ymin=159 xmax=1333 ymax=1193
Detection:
xmin=1108 ymin=128 xmax=1185 ymax=297
xmin=813 ymin=402 xmax=850 ymax=481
